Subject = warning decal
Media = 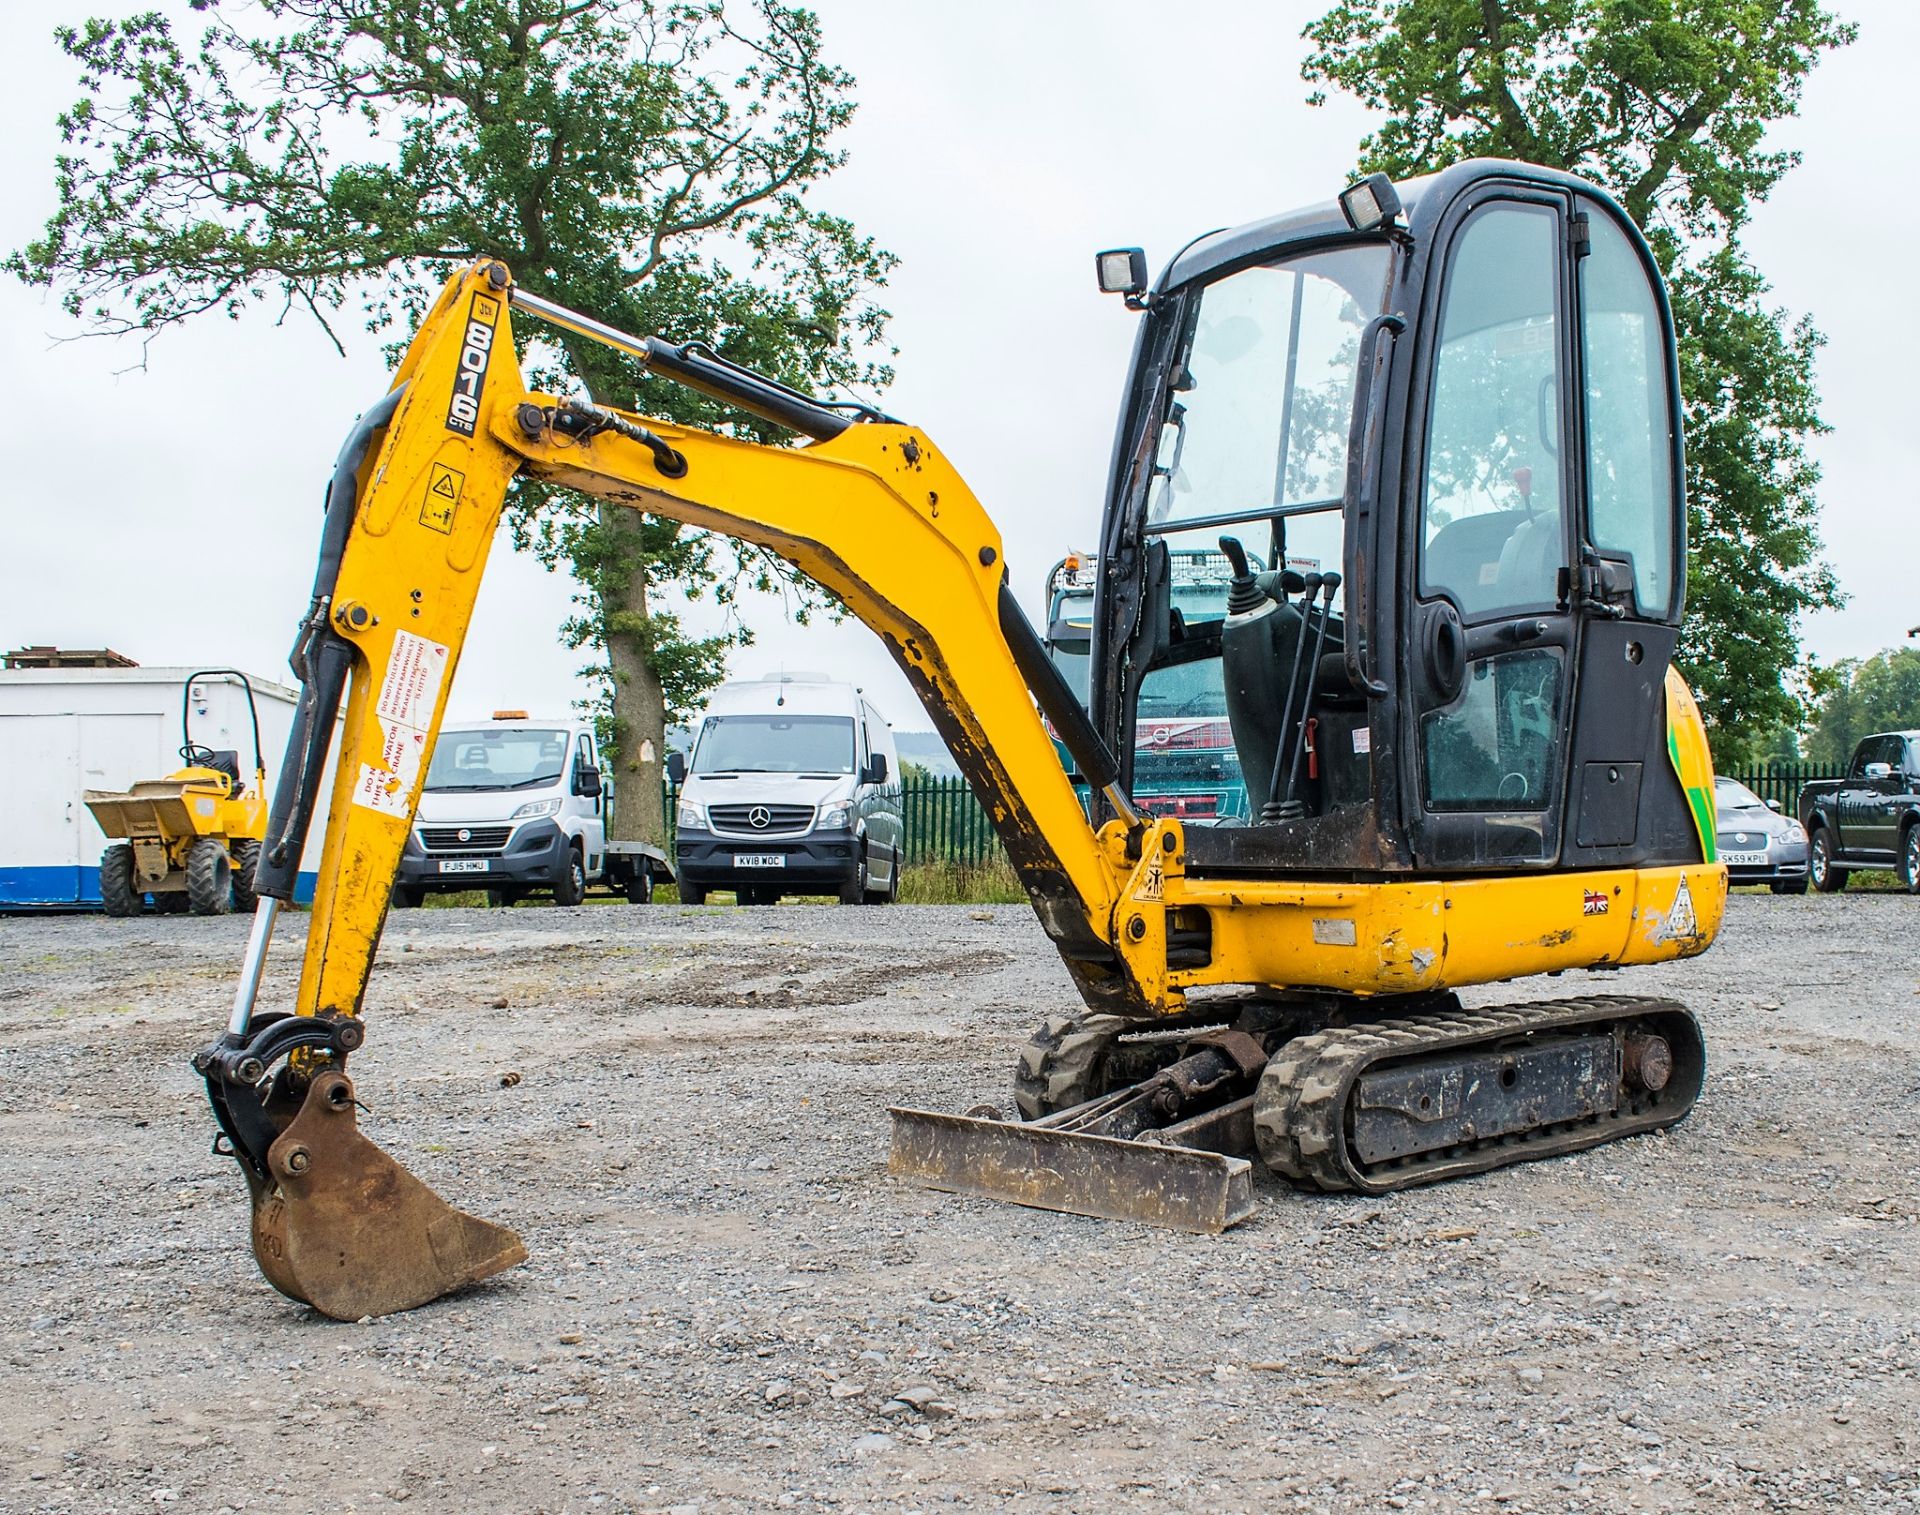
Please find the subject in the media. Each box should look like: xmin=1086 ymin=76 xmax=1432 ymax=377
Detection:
xmin=1133 ymin=857 xmax=1164 ymax=903
xmin=351 ymin=630 xmax=450 ymax=817
xmin=420 ymin=462 xmax=464 ymax=534
xmin=1668 ymin=874 xmax=1698 ymax=938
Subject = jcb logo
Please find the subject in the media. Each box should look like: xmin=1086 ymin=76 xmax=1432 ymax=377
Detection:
xmin=444 ymin=293 xmax=500 ymax=436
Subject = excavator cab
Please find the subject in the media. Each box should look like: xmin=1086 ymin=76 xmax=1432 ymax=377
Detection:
xmin=195 ymin=159 xmax=1724 ymax=1319
xmin=1090 ymin=162 xmax=1700 ymax=880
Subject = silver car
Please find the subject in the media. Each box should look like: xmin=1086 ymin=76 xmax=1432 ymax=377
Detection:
xmin=1714 ymin=775 xmax=1809 ymax=894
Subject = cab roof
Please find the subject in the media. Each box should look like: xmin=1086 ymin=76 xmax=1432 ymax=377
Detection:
xmin=1158 ymin=159 xmax=1619 ymax=294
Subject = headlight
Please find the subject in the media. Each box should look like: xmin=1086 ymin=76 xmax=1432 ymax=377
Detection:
xmin=1783 ymin=820 xmax=1807 ymax=843
xmin=676 ymin=800 xmax=704 ymax=829
xmin=510 ymin=798 xmax=563 ymax=820
xmin=818 ymin=800 xmax=853 ymax=829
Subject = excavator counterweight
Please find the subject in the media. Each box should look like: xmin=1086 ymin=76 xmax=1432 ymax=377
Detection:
xmin=201 ymin=159 xmax=1726 ymax=1315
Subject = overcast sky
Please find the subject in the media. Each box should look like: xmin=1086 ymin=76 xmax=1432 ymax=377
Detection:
xmin=1 ymin=1 xmax=1911 ymax=731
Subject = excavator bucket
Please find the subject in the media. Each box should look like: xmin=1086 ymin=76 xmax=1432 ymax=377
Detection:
xmin=248 ymin=1069 xmax=526 ymax=1320
xmin=887 ymin=1106 xmax=1256 ymax=1234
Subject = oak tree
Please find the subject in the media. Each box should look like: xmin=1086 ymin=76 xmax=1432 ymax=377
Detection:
xmin=10 ymin=0 xmax=895 ymax=842
xmin=1303 ymin=0 xmax=1853 ymax=760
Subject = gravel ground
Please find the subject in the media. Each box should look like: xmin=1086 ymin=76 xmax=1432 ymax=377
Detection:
xmin=1 ymin=893 xmax=1916 ymax=1514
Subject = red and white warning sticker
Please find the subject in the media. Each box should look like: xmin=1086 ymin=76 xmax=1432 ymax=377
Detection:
xmin=352 ymin=630 xmax=449 ymax=817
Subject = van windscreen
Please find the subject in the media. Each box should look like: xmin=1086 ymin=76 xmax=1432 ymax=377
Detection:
xmin=425 ymin=728 xmax=570 ymax=791
xmin=692 ymin=715 xmax=855 ymax=775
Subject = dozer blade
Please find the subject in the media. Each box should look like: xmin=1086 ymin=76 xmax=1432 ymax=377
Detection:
xmin=887 ymin=1106 xmax=1256 ymax=1234
xmin=250 ymin=1069 xmax=526 ymax=1320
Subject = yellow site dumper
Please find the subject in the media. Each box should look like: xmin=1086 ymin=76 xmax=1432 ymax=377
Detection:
xmin=86 ymin=668 xmax=267 ymax=915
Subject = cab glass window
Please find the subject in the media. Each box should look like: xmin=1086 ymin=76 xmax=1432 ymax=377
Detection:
xmin=1580 ymin=210 xmax=1676 ymax=618
xmin=1144 ymin=244 xmax=1390 ymax=531
xmin=1420 ymin=203 xmax=1565 ymax=622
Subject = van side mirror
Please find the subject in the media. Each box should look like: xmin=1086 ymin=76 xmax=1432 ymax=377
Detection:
xmin=666 ymin=750 xmax=687 ymax=785
xmin=573 ymin=765 xmax=602 ymax=798
xmin=866 ymin=752 xmax=888 ymax=785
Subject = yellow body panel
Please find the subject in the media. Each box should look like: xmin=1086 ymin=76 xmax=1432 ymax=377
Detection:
xmin=290 ymin=260 xmax=1726 ymax=1025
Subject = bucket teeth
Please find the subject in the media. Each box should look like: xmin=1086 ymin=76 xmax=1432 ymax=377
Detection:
xmin=887 ymin=1106 xmax=1255 ymax=1234
xmin=249 ymin=1069 xmax=526 ymax=1320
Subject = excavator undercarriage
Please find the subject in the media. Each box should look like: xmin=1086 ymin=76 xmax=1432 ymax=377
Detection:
xmin=197 ymin=158 xmax=1726 ymax=1319
xmin=891 ymin=991 xmax=1704 ymax=1232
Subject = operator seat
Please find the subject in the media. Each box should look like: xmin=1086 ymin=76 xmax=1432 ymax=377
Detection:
xmin=199 ymin=748 xmax=245 ymax=794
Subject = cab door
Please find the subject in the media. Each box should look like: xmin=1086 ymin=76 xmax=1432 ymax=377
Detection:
xmin=1404 ymin=190 xmax=1582 ymax=868
xmin=573 ymin=729 xmax=606 ymax=875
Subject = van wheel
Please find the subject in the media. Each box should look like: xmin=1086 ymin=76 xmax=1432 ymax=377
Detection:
xmin=99 ymin=844 xmax=140 ymax=917
xmin=230 ymin=840 xmax=262 ymax=913
xmin=186 ymin=838 xmax=234 ymax=916
xmin=623 ymin=865 xmax=654 ymax=904
xmin=838 ymin=853 xmax=869 ymax=906
xmin=552 ymin=848 xmax=587 ymax=907
xmin=1809 ymin=828 xmax=1847 ymax=893
xmin=679 ymin=880 xmax=707 ymax=905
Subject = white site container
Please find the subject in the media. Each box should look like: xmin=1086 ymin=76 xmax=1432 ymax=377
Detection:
xmin=0 ymin=666 xmax=341 ymax=908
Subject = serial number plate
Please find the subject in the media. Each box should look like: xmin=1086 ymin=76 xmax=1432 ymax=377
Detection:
xmin=733 ymin=853 xmax=786 ymax=869
xmin=1721 ymin=849 xmax=1768 ymax=866
xmin=437 ymin=859 xmax=490 ymax=874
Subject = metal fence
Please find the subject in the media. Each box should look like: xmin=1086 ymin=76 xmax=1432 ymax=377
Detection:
xmin=900 ymin=777 xmax=1004 ymax=869
xmin=661 ymin=776 xmax=1007 ymax=870
xmin=1723 ymin=761 xmax=1846 ymax=814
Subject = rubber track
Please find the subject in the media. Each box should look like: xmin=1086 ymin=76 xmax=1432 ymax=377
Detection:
xmin=1253 ymin=995 xmax=1703 ymax=1194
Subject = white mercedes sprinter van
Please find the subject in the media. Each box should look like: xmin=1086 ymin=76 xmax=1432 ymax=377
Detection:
xmin=668 ymin=676 xmax=902 ymax=905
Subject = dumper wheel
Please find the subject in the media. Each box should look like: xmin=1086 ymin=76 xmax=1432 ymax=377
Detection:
xmin=1013 ymin=1014 xmax=1132 ymax=1119
xmin=99 ymin=844 xmax=140 ymax=918
xmin=186 ymin=838 xmax=234 ymax=916
xmin=230 ymin=840 xmax=262 ymax=914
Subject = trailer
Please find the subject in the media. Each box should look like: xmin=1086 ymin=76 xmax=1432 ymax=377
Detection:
xmin=0 ymin=665 xmax=342 ymax=909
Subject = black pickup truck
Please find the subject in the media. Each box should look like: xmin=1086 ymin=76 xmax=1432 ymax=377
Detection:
xmin=1798 ymin=730 xmax=1920 ymax=893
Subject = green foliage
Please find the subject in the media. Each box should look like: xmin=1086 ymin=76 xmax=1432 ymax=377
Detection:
xmin=1804 ymin=648 xmax=1920 ymax=766
xmin=1302 ymin=0 xmax=1853 ymax=753
xmin=896 ymin=859 xmax=1025 ymax=906
xmin=11 ymin=0 xmax=895 ymax=770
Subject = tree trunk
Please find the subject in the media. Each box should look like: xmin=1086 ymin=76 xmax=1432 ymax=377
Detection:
xmin=599 ymin=500 xmax=669 ymax=845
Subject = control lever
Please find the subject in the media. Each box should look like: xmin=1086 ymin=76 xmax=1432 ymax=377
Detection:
xmin=1263 ymin=572 xmax=1342 ymax=823
xmin=1260 ymin=571 xmax=1322 ymax=819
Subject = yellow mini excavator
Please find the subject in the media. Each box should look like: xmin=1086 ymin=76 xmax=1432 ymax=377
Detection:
xmin=195 ymin=160 xmax=1725 ymax=1320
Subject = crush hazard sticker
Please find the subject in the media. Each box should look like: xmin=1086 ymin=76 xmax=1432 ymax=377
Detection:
xmin=351 ymin=630 xmax=449 ymax=817
xmin=1667 ymin=874 xmax=1698 ymax=937
xmin=1583 ymin=889 xmax=1609 ymax=916
xmin=444 ymin=292 xmax=500 ymax=436
xmin=1132 ymin=856 xmax=1164 ymax=902
xmin=420 ymin=461 xmax=464 ymax=534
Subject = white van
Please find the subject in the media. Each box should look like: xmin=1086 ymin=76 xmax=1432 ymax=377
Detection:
xmin=394 ymin=714 xmax=668 ymax=906
xmin=668 ymin=676 xmax=902 ymax=905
